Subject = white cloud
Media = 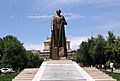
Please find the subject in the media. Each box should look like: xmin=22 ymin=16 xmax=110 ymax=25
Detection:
xmin=27 ymin=13 xmax=85 ymax=20
xmin=27 ymin=15 xmax=52 ymax=19
xmin=56 ymin=0 xmax=120 ymax=5
xmin=35 ymin=0 xmax=120 ymax=8
xmin=32 ymin=0 xmax=120 ymax=14
xmin=55 ymin=0 xmax=83 ymax=4
xmin=68 ymin=36 xmax=88 ymax=50
xmin=86 ymin=20 xmax=120 ymax=37
xmin=63 ymin=13 xmax=85 ymax=20
xmin=98 ymin=21 xmax=120 ymax=30
xmin=23 ymin=36 xmax=89 ymax=51
xmin=24 ymin=43 xmax=44 ymax=50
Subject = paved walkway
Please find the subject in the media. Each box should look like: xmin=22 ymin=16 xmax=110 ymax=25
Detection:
xmin=107 ymin=69 xmax=120 ymax=73
xmin=114 ymin=69 xmax=120 ymax=73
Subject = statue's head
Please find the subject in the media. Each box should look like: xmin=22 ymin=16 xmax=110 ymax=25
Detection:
xmin=56 ymin=9 xmax=61 ymax=15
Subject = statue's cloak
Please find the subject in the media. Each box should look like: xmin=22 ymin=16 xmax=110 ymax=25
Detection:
xmin=50 ymin=15 xmax=67 ymax=60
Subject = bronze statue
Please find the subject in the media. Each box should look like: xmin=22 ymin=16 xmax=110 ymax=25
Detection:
xmin=50 ymin=9 xmax=67 ymax=60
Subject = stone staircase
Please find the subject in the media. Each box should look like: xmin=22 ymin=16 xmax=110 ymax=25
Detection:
xmin=83 ymin=67 xmax=117 ymax=81
xmin=12 ymin=68 xmax=38 ymax=81
xmin=12 ymin=61 xmax=117 ymax=81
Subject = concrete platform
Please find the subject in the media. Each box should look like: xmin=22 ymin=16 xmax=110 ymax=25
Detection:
xmin=32 ymin=60 xmax=86 ymax=81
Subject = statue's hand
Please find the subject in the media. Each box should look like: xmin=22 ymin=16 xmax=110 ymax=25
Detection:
xmin=61 ymin=21 xmax=67 ymax=25
xmin=51 ymin=29 xmax=53 ymax=32
xmin=64 ymin=21 xmax=67 ymax=25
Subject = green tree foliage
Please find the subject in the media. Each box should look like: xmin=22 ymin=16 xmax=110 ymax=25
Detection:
xmin=0 ymin=38 xmax=3 ymax=60
xmin=0 ymin=35 xmax=44 ymax=70
xmin=76 ymin=41 xmax=92 ymax=66
xmin=105 ymin=31 xmax=120 ymax=63
xmin=107 ymin=31 xmax=116 ymax=44
xmin=1 ymin=35 xmax=27 ymax=70
xmin=75 ymin=31 xmax=120 ymax=66
xmin=26 ymin=51 xmax=43 ymax=68
xmin=90 ymin=35 xmax=106 ymax=65
xmin=115 ymin=37 xmax=120 ymax=63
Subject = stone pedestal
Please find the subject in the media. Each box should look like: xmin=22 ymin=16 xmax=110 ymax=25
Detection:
xmin=51 ymin=47 xmax=66 ymax=60
xmin=51 ymin=47 xmax=59 ymax=60
xmin=32 ymin=60 xmax=86 ymax=81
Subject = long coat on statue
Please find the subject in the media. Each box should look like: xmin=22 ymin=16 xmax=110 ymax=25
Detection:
xmin=50 ymin=15 xmax=67 ymax=60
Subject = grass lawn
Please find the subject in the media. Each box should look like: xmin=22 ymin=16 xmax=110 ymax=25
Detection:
xmin=0 ymin=72 xmax=19 ymax=81
xmin=106 ymin=72 xmax=120 ymax=81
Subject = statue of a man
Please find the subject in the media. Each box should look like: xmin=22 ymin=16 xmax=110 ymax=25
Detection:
xmin=50 ymin=9 xmax=67 ymax=60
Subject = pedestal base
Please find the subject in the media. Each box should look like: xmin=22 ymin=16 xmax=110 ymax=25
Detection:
xmin=32 ymin=60 xmax=86 ymax=81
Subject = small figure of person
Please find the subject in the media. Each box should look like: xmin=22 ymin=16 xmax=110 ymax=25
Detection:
xmin=102 ymin=64 xmax=104 ymax=69
xmin=110 ymin=62 xmax=114 ymax=72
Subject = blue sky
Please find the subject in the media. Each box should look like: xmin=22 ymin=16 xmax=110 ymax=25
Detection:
xmin=0 ymin=0 xmax=120 ymax=50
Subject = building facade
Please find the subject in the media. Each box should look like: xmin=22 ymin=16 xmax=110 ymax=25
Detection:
xmin=43 ymin=37 xmax=71 ymax=51
xmin=31 ymin=37 xmax=76 ymax=60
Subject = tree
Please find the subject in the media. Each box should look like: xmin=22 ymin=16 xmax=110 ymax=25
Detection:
xmin=75 ymin=35 xmax=106 ymax=66
xmin=107 ymin=31 xmax=116 ymax=44
xmin=0 ymin=38 xmax=4 ymax=67
xmin=0 ymin=38 xmax=3 ymax=60
xmin=105 ymin=31 xmax=116 ymax=62
xmin=76 ymin=41 xmax=92 ymax=66
xmin=75 ymin=31 xmax=120 ymax=66
xmin=92 ymin=35 xmax=106 ymax=64
xmin=26 ymin=51 xmax=44 ymax=68
xmin=115 ymin=36 xmax=120 ymax=63
xmin=87 ymin=35 xmax=106 ymax=65
xmin=87 ymin=37 xmax=96 ymax=65
xmin=1 ymin=35 xmax=27 ymax=70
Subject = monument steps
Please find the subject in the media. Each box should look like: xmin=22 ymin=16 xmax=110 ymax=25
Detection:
xmin=13 ymin=61 xmax=117 ymax=81
xmin=12 ymin=68 xmax=38 ymax=81
xmin=83 ymin=67 xmax=116 ymax=81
